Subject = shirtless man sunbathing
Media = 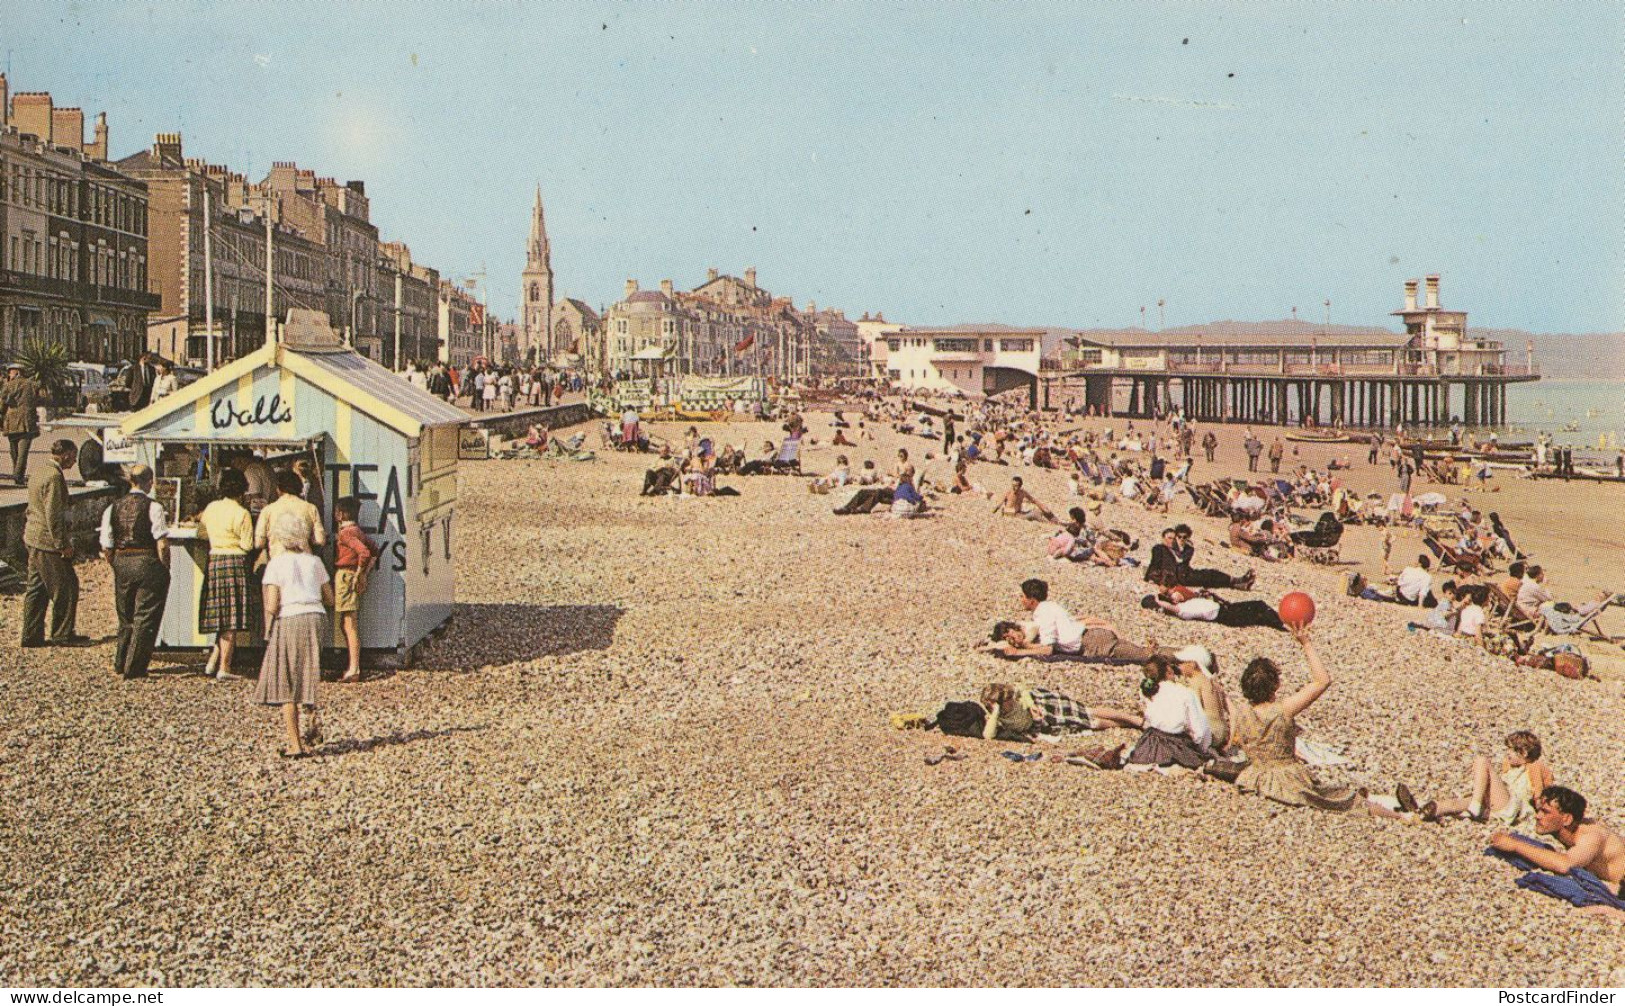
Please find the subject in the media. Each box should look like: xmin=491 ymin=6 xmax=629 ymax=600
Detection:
xmin=1490 ymin=786 xmax=1625 ymax=898
xmin=993 ymin=476 xmax=1055 ymax=522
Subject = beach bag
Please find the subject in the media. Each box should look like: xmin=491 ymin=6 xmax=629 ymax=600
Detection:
xmin=935 ymin=701 xmax=986 ymax=738
xmin=1553 ymin=653 xmax=1588 ymax=680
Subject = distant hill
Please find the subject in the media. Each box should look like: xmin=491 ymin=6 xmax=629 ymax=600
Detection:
xmin=939 ymin=319 xmax=1625 ymax=379
xmin=1480 ymin=331 xmax=1625 ymax=380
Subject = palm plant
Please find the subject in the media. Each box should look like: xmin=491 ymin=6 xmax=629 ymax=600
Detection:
xmin=16 ymin=339 xmax=74 ymax=408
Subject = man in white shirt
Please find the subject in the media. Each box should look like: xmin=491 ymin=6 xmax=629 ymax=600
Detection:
xmin=99 ymin=464 xmax=171 ymax=679
xmin=982 ymin=579 xmax=1164 ymax=663
xmin=1395 ymin=555 xmax=1434 ymax=606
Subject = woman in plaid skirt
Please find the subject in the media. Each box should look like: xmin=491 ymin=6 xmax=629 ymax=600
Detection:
xmin=197 ymin=468 xmax=260 ymax=679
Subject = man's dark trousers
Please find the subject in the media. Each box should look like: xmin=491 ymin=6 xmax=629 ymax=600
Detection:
xmin=21 ymin=547 xmax=78 ymax=645
xmin=112 ymin=552 xmax=169 ymax=678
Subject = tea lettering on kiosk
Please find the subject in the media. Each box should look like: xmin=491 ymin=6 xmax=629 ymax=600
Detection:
xmin=210 ymin=394 xmax=293 ymax=430
xmin=326 ymin=462 xmax=411 ymax=572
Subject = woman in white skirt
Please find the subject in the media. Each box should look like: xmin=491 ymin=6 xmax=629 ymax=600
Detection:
xmin=256 ymin=514 xmax=333 ymax=758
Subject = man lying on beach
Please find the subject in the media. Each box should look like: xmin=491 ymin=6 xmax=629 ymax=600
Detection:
xmin=1141 ymin=586 xmax=1286 ymax=630
xmin=980 ymin=578 xmax=1166 ymax=663
xmin=993 ymin=476 xmax=1056 ymax=522
xmin=1489 ymin=787 xmax=1625 ymax=904
xmin=1147 ymin=526 xmax=1255 ymax=590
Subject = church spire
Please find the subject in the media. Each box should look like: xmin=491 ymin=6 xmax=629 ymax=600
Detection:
xmin=521 ymin=182 xmax=555 ymax=363
xmin=528 ymin=183 xmax=549 ymax=266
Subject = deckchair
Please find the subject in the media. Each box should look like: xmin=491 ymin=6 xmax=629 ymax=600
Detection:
xmin=1424 ymin=528 xmax=1485 ymax=576
xmin=1540 ymin=596 xmax=1621 ymax=643
xmin=770 ymin=436 xmax=803 ymax=474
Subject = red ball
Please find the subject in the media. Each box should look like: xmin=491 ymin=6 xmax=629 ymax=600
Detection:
xmin=1278 ymin=591 xmax=1316 ymax=628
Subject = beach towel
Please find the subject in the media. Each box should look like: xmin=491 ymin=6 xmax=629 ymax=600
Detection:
xmin=1484 ymin=835 xmax=1625 ymax=910
xmin=1017 ymin=649 xmax=1145 ymax=667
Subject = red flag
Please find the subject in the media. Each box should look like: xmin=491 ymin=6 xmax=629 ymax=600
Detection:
xmin=470 ymin=302 xmax=485 ymax=327
xmin=734 ymin=333 xmax=754 ymax=354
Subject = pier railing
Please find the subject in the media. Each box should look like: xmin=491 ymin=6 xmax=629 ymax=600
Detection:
xmin=1040 ymin=359 xmax=1541 ymax=379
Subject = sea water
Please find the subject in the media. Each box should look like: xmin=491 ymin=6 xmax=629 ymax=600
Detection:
xmin=1498 ymin=379 xmax=1625 ymax=453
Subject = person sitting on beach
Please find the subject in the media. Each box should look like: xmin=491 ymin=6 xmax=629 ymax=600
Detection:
xmin=641 ymin=448 xmax=680 ymax=496
xmin=524 ymin=424 xmax=549 ymax=451
xmin=1141 ymin=586 xmax=1286 ymax=630
xmin=993 ymin=476 xmax=1056 ymax=522
xmin=1047 ymin=509 xmax=1115 ymax=568
xmin=1231 ymin=627 xmax=1411 ymax=817
xmin=1407 ymin=580 xmax=1460 ymax=634
xmin=1122 ymin=654 xmax=1215 ymax=772
xmin=1515 ymin=565 xmax=1554 ymax=618
xmin=1229 ymin=516 xmax=1285 ymax=560
xmin=678 ymin=453 xmax=717 ymax=497
xmin=1489 ymin=787 xmax=1625 ymax=900
xmin=1395 ymin=554 xmax=1435 ymax=606
xmin=978 ymin=682 xmax=1143 ymax=742
xmin=713 ymin=443 xmax=744 ymax=475
xmin=737 ymin=441 xmax=780 ymax=476
xmin=980 ymin=579 xmax=1165 ymax=663
xmin=832 ymin=427 xmax=854 ymax=447
xmin=891 ymin=448 xmax=916 ymax=485
xmin=1173 ymin=644 xmax=1231 ymax=751
xmin=809 ymin=455 xmax=852 ymax=495
xmin=1453 ymin=584 xmax=1490 ymax=638
xmin=1147 ymin=526 xmax=1255 ymax=590
xmin=1419 ymin=731 xmax=1554 ymax=825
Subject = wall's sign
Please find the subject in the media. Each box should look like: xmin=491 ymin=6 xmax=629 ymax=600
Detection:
xmin=211 ymin=394 xmax=292 ymax=430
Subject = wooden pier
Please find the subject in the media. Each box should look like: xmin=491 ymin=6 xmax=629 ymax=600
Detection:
xmin=1038 ymin=366 xmax=1535 ymax=428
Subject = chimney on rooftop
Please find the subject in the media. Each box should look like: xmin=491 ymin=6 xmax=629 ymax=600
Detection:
xmin=0 ymin=73 xmax=8 ymax=127
xmin=744 ymin=267 xmax=757 ymax=288
xmin=87 ymin=112 xmax=108 ymax=161
xmin=707 ymin=267 xmax=719 ymax=282
xmin=624 ymin=279 xmax=639 ymax=299
xmin=154 ymin=132 xmax=183 ymax=161
xmin=12 ymin=92 xmax=53 ymax=143
xmin=51 ymin=108 xmax=84 ymax=152
xmin=1403 ymin=279 xmax=1418 ymax=312
xmin=660 ymin=279 xmax=673 ymax=297
xmin=1425 ymin=274 xmax=1440 ymax=310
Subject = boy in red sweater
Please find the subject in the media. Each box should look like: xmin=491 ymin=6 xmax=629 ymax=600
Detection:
xmin=333 ymin=496 xmax=379 ymax=682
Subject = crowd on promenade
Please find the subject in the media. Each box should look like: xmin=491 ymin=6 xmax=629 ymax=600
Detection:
xmin=400 ymin=359 xmax=584 ymax=413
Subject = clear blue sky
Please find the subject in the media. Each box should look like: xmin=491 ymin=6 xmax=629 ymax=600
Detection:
xmin=8 ymin=2 xmax=1620 ymax=333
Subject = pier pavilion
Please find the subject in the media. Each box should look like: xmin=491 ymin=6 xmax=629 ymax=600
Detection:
xmin=1039 ymin=275 xmax=1537 ymax=428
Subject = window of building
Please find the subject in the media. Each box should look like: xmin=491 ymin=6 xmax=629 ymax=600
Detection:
xmin=999 ymin=339 xmax=1033 ymax=352
xmin=933 ymin=338 xmax=979 ymax=353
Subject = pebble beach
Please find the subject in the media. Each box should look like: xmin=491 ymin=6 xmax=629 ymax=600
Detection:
xmin=3 ymin=410 xmax=1624 ymax=987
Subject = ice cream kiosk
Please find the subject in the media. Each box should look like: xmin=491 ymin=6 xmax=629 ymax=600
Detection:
xmin=119 ymin=310 xmax=466 ymax=666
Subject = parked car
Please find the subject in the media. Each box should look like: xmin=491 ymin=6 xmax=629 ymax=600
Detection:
xmin=174 ymin=366 xmax=207 ymax=388
xmin=66 ymin=362 xmax=115 ymax=413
